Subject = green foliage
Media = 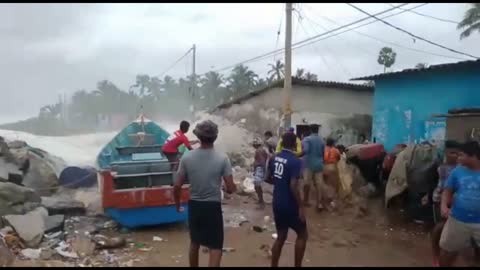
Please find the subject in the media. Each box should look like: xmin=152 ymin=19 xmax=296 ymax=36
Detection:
xmin=377 ymin=47 xmax=397 ymax=73
xmin=458 ymin=3 xmax=480 ymax=39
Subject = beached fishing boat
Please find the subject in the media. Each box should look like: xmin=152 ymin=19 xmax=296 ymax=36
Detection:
xmin=96 ymin=115 xmax=190 ymax=228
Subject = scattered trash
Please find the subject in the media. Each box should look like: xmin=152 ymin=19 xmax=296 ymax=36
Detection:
xmin=20 ymin=248 xmax=42 ymax=259
xmin=153 ymin=236 xmax=163 ymax=242
xmin=222 ymin=247 xmax=235 ymax=253
xmin=103 ymin=220 xmax=117 ymax=229
xmin=139 ymin=247 xmax=153 ymax=252
xmin=72 ymin=236 xmax=96 ymax=257
xmin=44 ymin=231 xmax=63 ymax=239
xmin=93 ymin=235 xmax=126 ymax=249
xmin=134 ymin=242 xmax=146 ymax=248
xmin=271 ymin=233 xmax=278 ymax=240
xmin=55 ymin=241 xmax=79 ymax=259
xmin=252 ymin=226 xmax=264 ymax=233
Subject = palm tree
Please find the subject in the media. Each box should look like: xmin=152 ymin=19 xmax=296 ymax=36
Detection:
xmin=304 ymin=72 xmax=318 ymax=81
xmin=377 ymin=47 xmax=397 ymax=73
xmin=200 ymin=71 xmax=224 ymax=107
xmin=458 ymin=3 xmax=480 ymax=39
xmin=268 ymin=60 xmax=284 ymax=81
xmin=227 ymin=65 xmax=259 ymax=97
xmin=147 ymin=76 xmax=162 ymax=101
xmin=161 ymin=75 xmax=177 ymax=92
xmin=131 ymin=74 xmax=151 ymax=96
xmin=295 ymin=68 xmax=305 ymax=79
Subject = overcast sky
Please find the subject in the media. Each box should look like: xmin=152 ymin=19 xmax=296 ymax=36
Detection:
xmin=1 ymin=3 xmax=479 ymax=123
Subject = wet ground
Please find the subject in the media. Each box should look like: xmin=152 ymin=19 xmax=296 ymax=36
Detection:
xmin=13 ymin=193 xmax=479 ymax=267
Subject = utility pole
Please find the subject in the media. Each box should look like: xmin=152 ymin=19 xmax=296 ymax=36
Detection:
xmin=190 ymin=44 xmax=196 ymax=117
xmin=283 ymin=3 xmax=293 ymax=129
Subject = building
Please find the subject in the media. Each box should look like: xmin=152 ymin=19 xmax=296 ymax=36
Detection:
xmin=211 ymin=77 xmax=374 ymax=146
xmin=351 ymin=59 xmax=480 ymax=151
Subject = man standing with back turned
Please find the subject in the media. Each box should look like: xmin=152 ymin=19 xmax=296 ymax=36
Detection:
xmin=173 ymin=120 xmax=236 ymax=267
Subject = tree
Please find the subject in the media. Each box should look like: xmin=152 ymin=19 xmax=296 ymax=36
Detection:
xmin=415 ymin=63 xmax=428 ymax=69
xmin=458 ymin=3 xmax=480 ymax=39
xmin=377 ymin=47 xmax=397 ymax=73
xmin=304 ymin=72 xmax=318 ymax=81
xmin=295 ymin=68 xmax=305 ymax=79
xmin=227 ymin=64 xmax=259 ymax=97
xmin=131 ymin=74 xmax=151 ymax=96
xmin=200 ymin=71 xmax=224 ymax=107
xmin=267 ymin=60 xmax=285 ymax=81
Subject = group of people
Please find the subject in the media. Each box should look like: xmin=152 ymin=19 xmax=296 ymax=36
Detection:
xmin=427 ymin=140 xmax=480 ymax=267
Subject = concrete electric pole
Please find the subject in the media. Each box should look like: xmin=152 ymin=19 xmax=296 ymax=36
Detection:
xmin=283 ymin=3 xmax=293 ymax=129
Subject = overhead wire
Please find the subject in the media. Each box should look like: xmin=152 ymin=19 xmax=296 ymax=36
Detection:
xmin=303 ymin=3 xmax=467 ymax=61
xmin=346 ymin=3 xmax=479 ymax=59
xmin=156 ymin=47 xmax=193 ymax=78
xmin=387 ymin=3 xmax=460 ymax=24
xmin=198 ymin=3 xmax=414 ymax=76
xmin=273 ymin=6 xmax=284 ymax=62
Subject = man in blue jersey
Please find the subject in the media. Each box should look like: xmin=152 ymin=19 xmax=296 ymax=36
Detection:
xmin=265 ymin=132 xmax=308 ymax=267
xmin=439 ymin=141 xmax=480 ymax=267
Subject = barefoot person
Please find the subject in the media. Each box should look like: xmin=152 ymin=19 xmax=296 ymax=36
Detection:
xmin=302 ymin=124 xmax=327 ymax=211
xmin=438 ymin=141 xmax=480 ymax=267
xmin=162 ymin=120 xmax=199 ymax=170
xmin=266 ymin=132 xmax=308 ymax=267
xmin=253 ymin=138 xmax=269 ymax=209
xmin=173 ymin=120 xmax=236 ymax=267
xmin=430 ymin=140 xmax=459 ymax=266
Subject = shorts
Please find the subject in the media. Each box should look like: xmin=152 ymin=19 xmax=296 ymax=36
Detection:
xmin=439 ymin=216 xmax=480 ymax=252
xmin=273 ymin=207 xmax=307 ymax=234
xmin=253 ymin=166 xmax=265 ymax=187
xmin=163 ymin=151 xmax=180 ymax=163
xmin=188 ymin=200 xmax=224 ymax=250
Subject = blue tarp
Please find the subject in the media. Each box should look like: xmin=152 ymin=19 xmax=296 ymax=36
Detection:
xmin=59 ymin=166 xmax=97 ymax=189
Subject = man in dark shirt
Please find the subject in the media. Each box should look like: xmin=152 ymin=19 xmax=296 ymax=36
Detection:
xmin=265 ymin=132 xmax=308 ymax=267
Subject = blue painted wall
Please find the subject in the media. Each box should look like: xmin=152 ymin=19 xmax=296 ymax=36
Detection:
xmin=372 ymin=64 xmax=480 ymax=151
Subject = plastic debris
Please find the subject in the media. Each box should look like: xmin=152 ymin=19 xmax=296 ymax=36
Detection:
xmin=222 ymin=247 xmax=235 ymax=253
xmin=20 ymin=248 xmax=42 ymax=259
xmin=272 ymin=233 xmax=278 ymax=240
xmin=152 ymin=236 xmax=163 ymax=242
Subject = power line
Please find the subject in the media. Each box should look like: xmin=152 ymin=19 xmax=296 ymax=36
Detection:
xmin=156 ymin=47 xmax=193 ymax=78
xmin=303 ymin=4 xmax=467 ymax=61
xmin=346 ymin=3 xmax=479 ymax=59
xmin=387 ymin=3 xmax=459 ymax=24
xmin=199 ymin=3 xmax=412 ymax=75
xmin=273 ymin=7 xmax=283 ymax=62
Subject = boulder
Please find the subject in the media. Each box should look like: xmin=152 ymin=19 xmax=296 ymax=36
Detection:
xmin=4 ymin=207 xmax=48 ymax=248
xmin=44 ymin=215 xmax=65 ymax=233
xmin=40 ymin=196 xmax=86 ymax=216
xmin=7 ymin=140 xmax=27 ymax=149
xmin=0 ymin=182 xmax=41 ymax=217
xmin=22 ymin=152 xmax=59 ymax=196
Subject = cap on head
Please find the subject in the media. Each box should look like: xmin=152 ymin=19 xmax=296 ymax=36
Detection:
xmin=193 ymin=120 xmax=219 ymax=139
xmin=288 ymin=127 xmax=295 ymax=133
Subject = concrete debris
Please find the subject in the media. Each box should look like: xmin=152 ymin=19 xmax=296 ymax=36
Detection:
xmin=40 ymin=248 xmax=54 ymax=260
xmin=0 ymin=239 xmax=14 ymax=267
xmin=0 ymin=182 xmax=41 ymax=217
xmin=72 ymin=236 xmax=96 ymax=258
xmin=4 ymin=207 xmax=48 ymax=248
xmin=0 ymin=226 xmax=13 ymax=236
xmin=92 ymin=235 xmax=126 ymax=249
xmin=20 ymin=248 xmax=42 ymax=259
xmin=45 ymin=215 xmax=65 ymax=233
xmin=41 ymin=196 xmax=86 ymax=216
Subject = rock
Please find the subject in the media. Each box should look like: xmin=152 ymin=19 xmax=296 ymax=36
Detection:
xmin=0 ymin=240 xmax=14 ymax=267
xmin=4 ymin=207 xmax=48 ymax=248
xmin=45 ymin=215 xmax=65 ymax=233
xmin=7 ymin=140 xmax=27 ymax=149
xmin=40 ymin=197 xmax=86 ymax=216
xmin=21 ymin=151 xmax=60 ymax=197
xmin=0 ymin=226 xmax=13 ymax=235
xmin=0 ymin=181 xmax=41 ymax=213
xmin=72 ymin=236 xmax=95 ymax=258
xmin=332 ymin=239 xmax=350 ymax=248
xmin=92 ymin=235 xmax=126 ymax=249
xmin=252 ymin=226 xmax=264 ymax=233
xmin=20 ymin=248 xmax=42 ymax=259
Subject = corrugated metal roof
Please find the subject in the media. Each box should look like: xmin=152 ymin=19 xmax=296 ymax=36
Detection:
xmin=213 ymin=77 xmax=373 ymax=111
xmin=351 ymin=59 xmax=480 ymax=81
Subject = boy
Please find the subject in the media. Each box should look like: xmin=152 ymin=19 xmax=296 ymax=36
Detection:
xmin=162 ymin=120 xmax=199 ymax=170
xmin=265 ymin=132 xmax=308 ymax=267
xmin=253 ymin=138 xmax=269 ymax=210
xmin=438 ymin=141 xmax=480 ymax=267
xmin=430 ymin=140 xmax=459 ymax=266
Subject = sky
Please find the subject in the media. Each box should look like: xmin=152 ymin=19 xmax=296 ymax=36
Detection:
xmin=1 ymin=3 xmax=479 ymax=123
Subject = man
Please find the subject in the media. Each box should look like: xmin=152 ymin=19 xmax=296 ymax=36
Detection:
xmin=252 ymin=138 xmax=269 ymax=210
xmin=302 ymin=124 xmax=327 ymax=211
xmin=438 ymin=141 xmax=480 ymax=267
xmin=275 ymin=127 xmax=302 ymax=157
xmin=173 ymin=120 xmax=236 ymax=267
xmin=265 ymin=132 xmax=308 ymax=267
xmin=162 ymin=120 xmax=199 ymax=170
xmin=264 ymin=131 xmax=278 ymax=155
xmin=429 ymin=140 xmax=459 ymax=266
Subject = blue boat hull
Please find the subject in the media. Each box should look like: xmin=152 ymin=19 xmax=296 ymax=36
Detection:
xmin=105 ymin=203 xmax=189 ymax=229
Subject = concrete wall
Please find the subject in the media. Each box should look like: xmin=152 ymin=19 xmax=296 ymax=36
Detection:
xmin=372 ymin=64 xmax=480 ymax=151
xmin=215 ymin=84 xmax=373 ymax=146
xmin=446 ymin=116 xmax=480 ymax=143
